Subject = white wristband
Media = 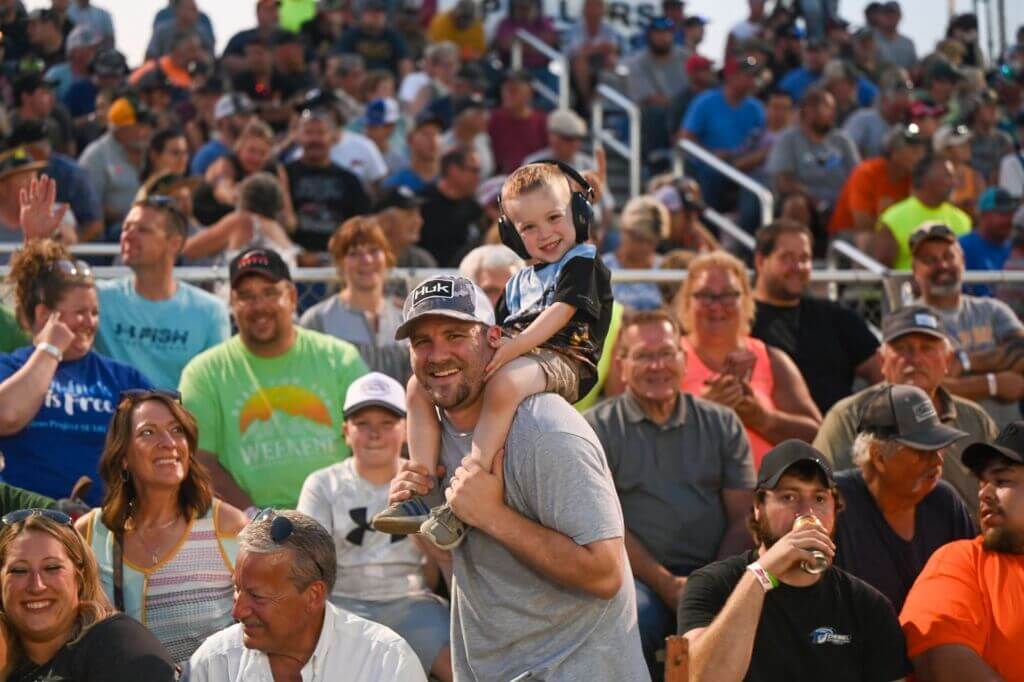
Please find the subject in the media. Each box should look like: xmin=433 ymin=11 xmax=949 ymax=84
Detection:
xmin=987 ymin=372 xmax=998 ymax=397
xmin=958 ymin=351 xmax=971 ymax=374
xmin=37 ymin=342 xmax=62 ymax=362
xmin=746 ymin=561 xmax=777 ymax=592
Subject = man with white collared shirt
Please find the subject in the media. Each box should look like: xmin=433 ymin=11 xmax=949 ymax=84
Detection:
xmin=186 ymin=510 xmax=425 ymax=682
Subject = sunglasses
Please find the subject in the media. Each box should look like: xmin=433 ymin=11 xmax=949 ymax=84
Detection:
xmin=1 ymin=508 xmax=72 ymax=526
xmin=253 ymin=508 xmax=327 ymax=582
xmin=138 ymin=195 xmax=189 ymax=235
xmin=47 ymin=259 xmax=92 ymax=279
xmin=118 ymin=388 xmax=182 ymax=403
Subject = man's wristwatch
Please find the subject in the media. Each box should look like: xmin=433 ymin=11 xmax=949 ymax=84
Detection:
xmin=37 ymin=342 xmax=63 ymax=363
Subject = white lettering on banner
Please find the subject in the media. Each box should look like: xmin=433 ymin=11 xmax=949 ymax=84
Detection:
xmin=464 ymin=0 xmax=661 ymax=36
xmin=239 ymin=437 xmax=336 ymax=468
xmin=43 ymin=391 xmax=115 ymax=417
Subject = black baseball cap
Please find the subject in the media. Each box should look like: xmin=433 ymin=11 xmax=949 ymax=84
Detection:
xmin=229 ymin=248 xmax=292 ymax=287
xmin=881 ymin=305 xmax=948 ymax=343
xmin=13 ymin=72 xmax=57 ymax=100
xmin=961 ymin=421 xmax=1024 ymax=473
xmin=374 ymin=186 xmax=424 ymax=212
xmin=394 ymin=275 xmax=495 ymax=341
xmin=858 ymin=384 xmax=967 ymax=450
xmin=757 ymin=440 xmax=835 ymax=490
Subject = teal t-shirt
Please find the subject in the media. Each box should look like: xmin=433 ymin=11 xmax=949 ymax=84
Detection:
xmin=95 ymin=278 xmax=231 ymax=389
xmin=179 ymin=328 xmax=368 ymax=508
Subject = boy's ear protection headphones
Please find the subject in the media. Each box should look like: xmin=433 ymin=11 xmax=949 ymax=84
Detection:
xmin=497 ymin=160 xmax=595 ymax=260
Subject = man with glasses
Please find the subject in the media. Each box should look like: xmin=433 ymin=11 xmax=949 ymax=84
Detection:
xmin=416 ymin=146 xmax=484 ymax=267
xmin=585 ymin=309 xmax=755 ymax=676
xmin=179 ymin=248 xmax=367 ymax=511
xmin=187 ymin=509 xmax=425 ymax=681
xmin=94 ymin=196 xmax=229 ymax=389
xmin=910 ymin=222 xmax=1024 ymax=428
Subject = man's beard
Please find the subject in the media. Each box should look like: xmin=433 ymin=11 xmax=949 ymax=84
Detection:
xmin=928 ymin=271 xmax=962 ymax=298
xmin=982 ymin=527 xmax=1024 ymax=554
xmin=650 ymin=42 xmax=672 ymax=57
xmin=764 ymin=276 xmax=803 ymax=304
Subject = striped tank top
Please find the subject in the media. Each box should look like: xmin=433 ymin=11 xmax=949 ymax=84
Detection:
xmin=86 ymin=500 xmax=238 ymax=663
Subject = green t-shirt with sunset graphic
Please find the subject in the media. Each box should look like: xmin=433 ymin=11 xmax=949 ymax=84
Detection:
xmin=180 ymin=327 xmax=367 ymax=508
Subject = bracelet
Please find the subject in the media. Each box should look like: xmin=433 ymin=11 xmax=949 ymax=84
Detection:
xmin=244 ymin=505 xmax=260 ymax=519
xmin=958 ymin=351 xmax=971 ymax=374
xmin=746 ymin=561 xmax=778 ymax=593
xmin=987 ymin=372 xmax=998 ymax=398
xmin=37 ymin=342 xmax=62 ymax=363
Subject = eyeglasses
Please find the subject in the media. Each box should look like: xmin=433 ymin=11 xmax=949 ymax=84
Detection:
xmin=1 ymin=508 xmax=72 ymax=526
xmin=692 ymin=291 xmax=741 ymax=306
xmin=118 ymin=388 xmax=182 ymax=403
xmin=626 ymin=349 xmax=683 ymax=365
xmin=253 ymin=508 xmax=327 ymax=583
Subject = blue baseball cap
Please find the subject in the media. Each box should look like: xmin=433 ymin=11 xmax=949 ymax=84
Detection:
xmin=977 ymin=187 xmax=1018 ymax=214
xmin=365 ymin=97 xmax=400 ymax=126
xmin=647 ymin=16 xmax=674 ymax=32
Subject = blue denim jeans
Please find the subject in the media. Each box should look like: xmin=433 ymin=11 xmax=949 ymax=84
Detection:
xmin=635 ymin=578 xmax=676 ymax=680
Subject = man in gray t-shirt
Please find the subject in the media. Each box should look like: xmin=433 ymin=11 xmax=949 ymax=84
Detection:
xmin=387 ymin=275 xmax=648 ymax=681
xmin=767 ymin=89 xmax=860 ymax=214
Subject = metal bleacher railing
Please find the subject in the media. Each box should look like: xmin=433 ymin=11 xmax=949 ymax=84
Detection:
xmin=591 ymin=83 xmax=641 ymax=200
xmin=510 ymin=29 xmax=570 ymax=111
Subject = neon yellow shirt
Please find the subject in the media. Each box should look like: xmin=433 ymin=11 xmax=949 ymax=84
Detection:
xmin=879 ymin=196 xmax=972 ymax=270
xmin=575 ymin=301 xmax=624 ymax=411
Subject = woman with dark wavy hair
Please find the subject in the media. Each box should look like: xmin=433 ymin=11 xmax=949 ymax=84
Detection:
xmin=0 ymin=510 xmax=176 ymax=680
xmin=74 ymin=391 xmax=248 ymax=663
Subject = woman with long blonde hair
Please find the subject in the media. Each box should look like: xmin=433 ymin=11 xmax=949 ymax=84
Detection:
xmin=0 ymin=510 xmax=176 ymax=680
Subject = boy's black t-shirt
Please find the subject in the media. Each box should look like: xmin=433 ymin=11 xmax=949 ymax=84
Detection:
xmin=833 ymin=469 xmax=977 ymax=613
xmin=751 ymin=297 xmax=879 ymax=412
xmin=8 ymin=614 xmax=178 ymax=682
xmin=286 ymin=160 xmax=372 ymax=252
xmin=677 ymin=550 xmax=910 ymax=682
xmin=496 ymin=245 xmax=614 ymax=396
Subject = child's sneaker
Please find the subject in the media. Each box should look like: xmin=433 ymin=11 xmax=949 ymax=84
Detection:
xmin=371 ymin=482 xmax=445 ymax=535
xmin=420 ymin=503 xmax=467 ymax=550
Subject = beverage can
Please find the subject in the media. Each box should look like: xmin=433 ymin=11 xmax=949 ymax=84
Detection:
xmin=793 ymin=514 xmax=829 ymax=574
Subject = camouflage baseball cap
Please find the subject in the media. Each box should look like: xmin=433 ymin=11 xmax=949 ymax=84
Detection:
xmin=395 ymin=275 xmax=495 ymax=340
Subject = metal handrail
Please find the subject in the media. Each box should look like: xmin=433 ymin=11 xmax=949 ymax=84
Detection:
xmin=0 ymin=242 xmax=122 ymax=256
xmin=825 ymin=239 xmax=888 ymax=275
xmin=591 ymin=83 xmax=641 ymax=200
xmin=674 ymin=139 xmax=774 ymax=228
xmin=510 ymin=29 xmax=569 ymax=111
xmin=702 ymin=207 xmax=756 ymax=252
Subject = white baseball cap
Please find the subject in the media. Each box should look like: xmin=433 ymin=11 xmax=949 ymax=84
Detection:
xmin=214 ymin=93 xmax=255 ymax=121
xmin=343 ymin=372 xmax=407 ymax=418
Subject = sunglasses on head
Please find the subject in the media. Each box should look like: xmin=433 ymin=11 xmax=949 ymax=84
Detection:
xmin=253 ymin=508 xmax=327 ymax=581
xmin=47 ymin=259 xmax=92 ymax=280
xmin=1 ymin=508 xmax=72 ymax=526
xmin=118 ymin=388 xmax=182 ymax=403
xmin=138 ymin=195 xmax=189 ymax=235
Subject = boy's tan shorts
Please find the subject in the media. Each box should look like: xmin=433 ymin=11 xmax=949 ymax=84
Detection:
xmin=527 ymin=348 xmax=581 ymax=404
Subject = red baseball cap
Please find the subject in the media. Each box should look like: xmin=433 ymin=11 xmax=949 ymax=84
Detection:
xmin=686 ymin=54 xmax=713 ymax=75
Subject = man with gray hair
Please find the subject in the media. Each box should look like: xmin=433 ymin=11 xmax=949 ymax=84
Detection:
xmin=831 ymin=384 xmax=976 ymax=612
xmin=187 ymin=509 xmax=425 ymax=681
xmin=842 ymin=68 xmax=914 ymax=159
xmin=386 ymin=275 xmax=648 ymax=680
xmin=814 ymin=305 xmax=997 ymax=514
xmin=457 ymin=243 xmax=524 ymax=308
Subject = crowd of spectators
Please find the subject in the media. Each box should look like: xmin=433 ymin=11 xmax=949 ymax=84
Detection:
xmin=0 ymin=0 xmax=1020 ymax=680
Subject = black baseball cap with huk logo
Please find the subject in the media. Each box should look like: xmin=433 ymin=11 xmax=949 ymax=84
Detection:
xmin=394 ymin=275 xmax=495 ymax=340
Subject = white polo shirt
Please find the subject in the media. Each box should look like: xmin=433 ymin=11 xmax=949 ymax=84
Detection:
xmin=185 ymin=602 xmax=425 ymax=682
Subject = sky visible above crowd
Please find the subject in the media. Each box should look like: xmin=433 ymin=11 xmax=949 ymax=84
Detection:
xmin=22 ymin=0 xmax=1024 ymax=70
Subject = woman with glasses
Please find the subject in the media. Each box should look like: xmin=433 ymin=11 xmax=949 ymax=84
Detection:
xmin=0 ymin=509 xmax=177 ymax=680
xmin=0 ymin=239 xmax=152 ymax=506
xmin=674 ymin=251 xmax=820 ymax=468
xmin=299 ymin=216 xmax=410 ymax=383
xmin=74 ymin=390 xmax=247 ymax=663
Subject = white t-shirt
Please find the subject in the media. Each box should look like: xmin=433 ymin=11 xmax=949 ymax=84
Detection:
xmin=329 ymin=131 xmax=389 ymax=185
xmin=298 ymin=458 xmax=429 ymax=602
xmin=398 ymin=72 xmax=431 ymax=104
xmin=999 ymin=151 xmax=1024 ymax=198
xmin=186 ymin=601 xmax=426 ymax=682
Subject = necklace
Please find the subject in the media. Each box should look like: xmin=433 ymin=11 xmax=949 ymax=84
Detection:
xmin=129 ymin=515 xmax=183 ymax=565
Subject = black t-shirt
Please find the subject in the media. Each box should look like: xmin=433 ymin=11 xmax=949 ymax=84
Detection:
xmin=833 ymin=469 xmax=977 ymax=613
xmin=496 ymin=249 xmax=614 ymax=396
xmin=286 ymin=159 xmax=372 ymax=252
xmin=8 ymin=614 xmax=178 ymax=682
xmin=678 ymin=551 xmax=909 ymax=682
xmin=231 ymin=69 xmax=313 ymax=103
xmin=416 ymin=184 xmax=483 ymax=267
xmin=752 ymin=296 xmax=879 ymax=412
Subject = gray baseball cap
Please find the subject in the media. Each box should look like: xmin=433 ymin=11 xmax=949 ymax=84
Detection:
xmin=881 ymin=305 xmax=948 ymax=344
xmin=395 ymin=275 xmax=495 ymax=340
xmin=858 ymin=384 xmax=968 ymax=450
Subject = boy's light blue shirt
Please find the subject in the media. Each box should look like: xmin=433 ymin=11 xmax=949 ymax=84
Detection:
xmin=504 ymin=243 xmax=596 ymax=323
xmin=95 ymin=278 xmax=231 ymax=389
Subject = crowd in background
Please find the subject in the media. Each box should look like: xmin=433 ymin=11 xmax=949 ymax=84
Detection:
xmin=0 ymin=0 xmax=1020 ymax=680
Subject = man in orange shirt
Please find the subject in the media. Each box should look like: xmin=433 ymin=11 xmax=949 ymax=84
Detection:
xmin=900 ymin=421 xmax=1024 ymax=682
xmin=829 ymin=123 xmax=926 ymax=240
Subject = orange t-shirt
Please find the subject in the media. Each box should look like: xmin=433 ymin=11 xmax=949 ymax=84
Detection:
xmin=680 ymin=336 xmax=776 ymax=468
xmin=900 ymin=536 xmax=1024 ymax=681
xmin=828 ymin=157 xmax=911 ymax=235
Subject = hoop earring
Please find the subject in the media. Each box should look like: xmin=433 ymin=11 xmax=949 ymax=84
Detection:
xmin=121 ymin=469 xmax=130 ymax=483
